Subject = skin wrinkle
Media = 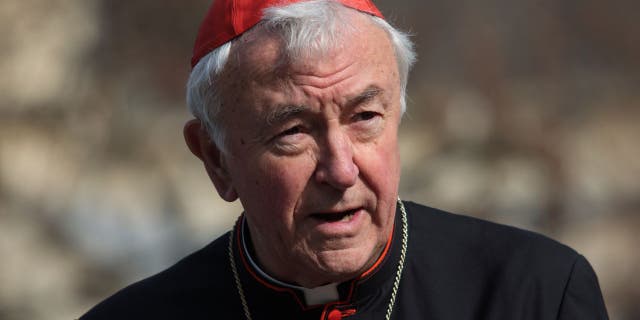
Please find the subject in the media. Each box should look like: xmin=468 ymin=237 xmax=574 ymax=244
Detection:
xmin=199 ymin=10 xmax=401 ymax=287
xmin=260 ymin=85 xmax=384 ymax=147
xmin=186 ymin=5 xmax=416 ymax=155
xmin=266 ymin=105 xmax=307 ymax=127
xmin=290 ymin=62 xmax=355 ymax=89
xmin=346 ymin=86 xmax=382 ymax=109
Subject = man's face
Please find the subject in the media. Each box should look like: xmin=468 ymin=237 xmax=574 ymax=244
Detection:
xmin=215 ymin=13 xmax=402 ymax=287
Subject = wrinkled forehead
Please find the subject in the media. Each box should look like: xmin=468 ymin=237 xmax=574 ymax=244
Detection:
xmin=225 ymin=11 xmax=389 ymax=82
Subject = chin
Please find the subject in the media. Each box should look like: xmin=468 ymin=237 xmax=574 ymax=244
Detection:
xmin=311 ymin=244 xmax=380 ymax=282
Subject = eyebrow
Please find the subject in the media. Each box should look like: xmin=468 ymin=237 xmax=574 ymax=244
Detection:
xmin=345 ymin=85 xmax=382 ymax=109
xmin=265 ymin=104 xmax=309 ymax=126
xmin=257 ymin=85 xmax=383 ymax=137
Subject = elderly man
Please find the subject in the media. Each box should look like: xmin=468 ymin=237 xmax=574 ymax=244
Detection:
xmin=82 ymin=0 xmax=608 ymax=319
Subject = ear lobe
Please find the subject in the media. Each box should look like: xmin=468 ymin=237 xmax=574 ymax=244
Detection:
xmin=207 ymin=156 xmax=238 ymax=202
xmin=183 ymin=119 xmax=238 ymax=202
xmin=184 ymin=119 xmax=206 ymax=160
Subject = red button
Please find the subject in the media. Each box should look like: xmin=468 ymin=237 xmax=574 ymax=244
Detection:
xmin=327 ymin=309 xmax=342 ymax=320
xmin=326 ymin=307 xmax=357 ymax=319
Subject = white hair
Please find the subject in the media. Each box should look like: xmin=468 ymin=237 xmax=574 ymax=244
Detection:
xmin=186 ymin=0 xmax=416 ymax=151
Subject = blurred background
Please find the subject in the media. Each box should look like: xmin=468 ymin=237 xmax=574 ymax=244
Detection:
xmin=0 ymin=0 xmax=638 ymax=319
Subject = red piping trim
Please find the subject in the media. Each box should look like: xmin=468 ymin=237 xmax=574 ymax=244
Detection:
xmin=358 ymin=224 xmax=394 ymax=280
xmin=319 ymin=221 xmax=396 ymax=317
xmin=321 ymin=303 xmax=332 ymax=319
xmin=236 ymin=216 xmax=396 ymax=312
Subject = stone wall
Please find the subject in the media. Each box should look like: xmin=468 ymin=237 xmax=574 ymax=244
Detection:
xmin=1 ymin=0 xmax=638 ymax=319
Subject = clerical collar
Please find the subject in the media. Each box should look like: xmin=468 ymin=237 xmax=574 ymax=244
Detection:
xmin=229 ymin=201 xmax=408 ymax=318
xmin=240 ymin=218 xmax=340 ymax=305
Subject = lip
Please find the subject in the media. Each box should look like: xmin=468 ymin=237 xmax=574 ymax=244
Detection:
xmin=307 ymin=207 xmax=365 ymax=236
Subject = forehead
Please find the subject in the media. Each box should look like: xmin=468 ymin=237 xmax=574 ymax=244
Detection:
xmin=225 ymin=11 xmax=396 ymax=84
xmin=216 ymin=11 xmax=400 ymax=132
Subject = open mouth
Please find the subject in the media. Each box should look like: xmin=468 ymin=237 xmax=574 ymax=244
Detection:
xmin=311 ymin=208 xmax=359 ymax=223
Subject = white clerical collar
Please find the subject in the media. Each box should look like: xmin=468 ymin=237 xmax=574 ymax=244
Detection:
xmin=241 ymin=218 xmax=340 ymax=305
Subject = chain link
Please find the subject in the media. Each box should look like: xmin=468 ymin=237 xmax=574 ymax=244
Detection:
xmin=228 ymin=227 xmax=253 ymax=320
xmin=385 ymin=198 xmax=408 ymax=320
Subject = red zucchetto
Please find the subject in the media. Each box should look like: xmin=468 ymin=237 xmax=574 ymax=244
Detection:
xmin=191 ymin=0 xmax=384 ymax=67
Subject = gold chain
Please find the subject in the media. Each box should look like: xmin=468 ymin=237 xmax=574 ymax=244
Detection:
xmin=228 ymin=198 xmax=409 ymax=320
xmin=385 ymin=198 xmax=408 ymax=320
xmin=228 ymin=219 xmax=253 ymax=319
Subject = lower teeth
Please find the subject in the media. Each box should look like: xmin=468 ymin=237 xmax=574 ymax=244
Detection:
xmin=340 ymin=212 xmax=354 ymax=222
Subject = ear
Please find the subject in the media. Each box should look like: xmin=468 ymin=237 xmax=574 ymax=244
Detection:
xmin=183 ymin=119 xmax=238 ymax=202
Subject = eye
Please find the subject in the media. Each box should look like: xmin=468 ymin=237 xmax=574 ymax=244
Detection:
xmin=353 ymin=111 xmax=379 ymax=122
xmin=273 ymin=124 xmax=307 ymax=143
xmin=271 ymin=124 xmax=308 ymax=154
xmin=280 ymin=125 xmax=302 ymax=136
xmin=350 ymin=110 xmax=384 ymax=140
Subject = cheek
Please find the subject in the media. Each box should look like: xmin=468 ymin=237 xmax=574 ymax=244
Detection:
xmin=248 ymin=156 xmax=314 ymax=213
xmin=359 ymin=132 xmax=401 ymax=195
xmin=235 ymin=160 xmax=305 ymax=241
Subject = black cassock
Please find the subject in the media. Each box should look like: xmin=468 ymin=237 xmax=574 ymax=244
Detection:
xmin=81 ymin=201 xmax=608 ymax=319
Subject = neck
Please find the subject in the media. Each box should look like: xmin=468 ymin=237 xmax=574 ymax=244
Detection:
xmin=241 ymin=216 xmax=393 ymax=288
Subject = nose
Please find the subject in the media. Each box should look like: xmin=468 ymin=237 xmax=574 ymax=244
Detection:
xmin=315 ymin=139 xmax=359 ymax=189
xmin=314 ymin=130 xmax=359 ymax=190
